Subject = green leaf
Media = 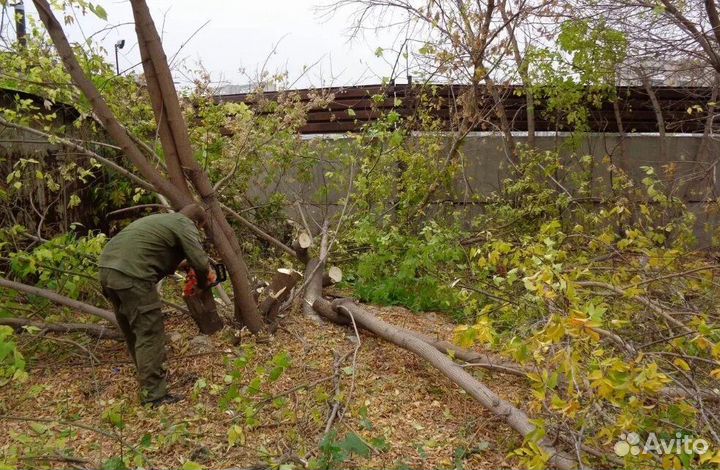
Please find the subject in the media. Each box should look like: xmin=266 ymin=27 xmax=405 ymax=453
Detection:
xmin=227 ymin=424 xmax=245 ymax=447
xmin=269 ymin=366 xmax=284 ymax=381
xmin=101 ymin=457 xmax=128 ymax=470
xmin=181 ymin=461 xmax=203 ymax=470
xmin=340 ymin=432 xmax=371 ymax=458
xmin=90 ymin=4 xmax=108 ymax=20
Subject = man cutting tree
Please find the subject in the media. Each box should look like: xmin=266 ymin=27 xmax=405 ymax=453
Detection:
xmin=99 ymin=204 xmax=216 ymax=406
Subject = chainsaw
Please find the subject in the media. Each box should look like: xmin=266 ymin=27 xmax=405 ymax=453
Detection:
xmin=182 ymin=262 xmax=226 ymax=335
xmin=183 ymin=262 xmax=227 ymax=297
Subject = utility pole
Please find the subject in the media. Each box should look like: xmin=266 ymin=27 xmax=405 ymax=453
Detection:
xmin=14 ymin=1 xmax=26 ymax=47
xmin=114 ymin=39 xmax=125 ymax=75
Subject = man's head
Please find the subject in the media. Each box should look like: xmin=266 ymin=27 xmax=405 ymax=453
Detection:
xmin=179 ymin=203 xmax=207 ymax=227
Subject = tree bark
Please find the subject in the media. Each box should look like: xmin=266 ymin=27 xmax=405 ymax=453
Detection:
xmin=313 ymin=297 xmax=582 ymax=470
xmin=0 ymin=277 xmax=117 ymax=324
xmin=303 ymin=221 xmax=329 ymax=320
xmin=183 ymin=289 xmax=224 ymax=334
xmin=130 ymin=0 xmax=263 ymax=332
xmin=641 ymin=73 xmax=667 ymax=161
xmin=133 ymin=22 xmax=192 ymax=199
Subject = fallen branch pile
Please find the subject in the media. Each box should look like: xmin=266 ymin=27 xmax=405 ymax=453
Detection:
xmin=313 ymin=297 xmax=581 ymax=470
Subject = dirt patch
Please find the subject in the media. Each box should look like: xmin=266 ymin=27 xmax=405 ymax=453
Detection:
xmin=1 ymin=303 xmax=528 ymax=469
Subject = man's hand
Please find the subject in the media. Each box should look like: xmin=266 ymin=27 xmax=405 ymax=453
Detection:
xmin=207 ymin=265 xmax=217 ymax=285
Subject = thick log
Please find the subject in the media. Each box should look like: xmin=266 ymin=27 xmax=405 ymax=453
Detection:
xmin=183 ymin=289 xmax=224 ymax=335
xmin=322 ymin=266 xmax=343 ymax=287
xmin=0 ymin=277 xmax=117 ymax=325
xmin=0 ymin=318 xmax=122 ymax=340
xmin=313 ymin=297 xmax=581 ymax=470
xmin=258 ymin=269 xmax=302 ymax=322
xmin=292 ymin=232 xmax=312 ymax=264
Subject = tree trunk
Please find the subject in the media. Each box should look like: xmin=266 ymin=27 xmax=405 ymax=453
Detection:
xmin=501 ymin=6 xmax=535 ymax=148
xmin=486 ymin=79 xmax=516 ymax=162
xmin=182 ymin=289 xmax=224 ymax=335
xmin=31 ymin=0 xmax=188 ymax=209
xmin=258 ymin=269 xmax=302 ymax=322
xmin=641 ymin=73 xmax=667 ymax=161
xmin=33 ymin=0 xmax=264 ymax=333
xmin=133 ymin=22 xmax=192 ymax=199
xmin=130 ymin=0 xmax=263 ymax=332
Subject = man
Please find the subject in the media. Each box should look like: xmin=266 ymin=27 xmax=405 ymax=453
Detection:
xmin=99 ymin=204 xmax=215 ymax=406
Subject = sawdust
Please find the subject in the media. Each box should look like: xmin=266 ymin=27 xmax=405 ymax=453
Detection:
xmin=0 ymin=303 xmax=529 ymax=469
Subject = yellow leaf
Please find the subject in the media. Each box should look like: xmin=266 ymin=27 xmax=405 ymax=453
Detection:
xmin=673 ymin=358 xmax=691 ymax=371
xmin=711 ymin=343 xmax=720 ymax=359
xmin=710 ymin=369 xmax=720 ymax=380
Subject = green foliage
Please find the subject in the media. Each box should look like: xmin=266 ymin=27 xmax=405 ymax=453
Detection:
xmin=0 ymin=326 xmax=27 ymax=386
xmin=221 ymin=345 xmax=293 ymax=442
xmin=455 ymin=149 xmax=718 ymax=468
xmin=311 ymin=431 xmax=372 ymax=470
xmin=8 ymin=232 xmax=106 ymax=301
xmin=527 ymin=19 xmax=627 ymax=141
xmin=351 ymin=221 xmax=465 ymax=315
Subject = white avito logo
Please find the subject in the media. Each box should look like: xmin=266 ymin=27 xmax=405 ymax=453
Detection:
xmin=614 ymin=432 xmax=710 ymax=457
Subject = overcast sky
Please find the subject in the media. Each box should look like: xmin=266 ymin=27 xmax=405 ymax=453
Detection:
xmin=19 ymin=0 xmax=404 ymax=89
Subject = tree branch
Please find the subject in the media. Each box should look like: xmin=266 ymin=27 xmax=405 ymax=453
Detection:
xmin=0 ymin=277 xmax=117 ymax=325
xmin=0 ymin=317 xmax=121 ymax=340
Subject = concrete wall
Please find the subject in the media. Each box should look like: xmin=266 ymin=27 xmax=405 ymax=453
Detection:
xmin=271 ymin=132 xmax=720 ymax=243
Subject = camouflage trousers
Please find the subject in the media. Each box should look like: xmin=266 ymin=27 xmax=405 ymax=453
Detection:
xmin=99 ymin=268 xmax=167 ymax=402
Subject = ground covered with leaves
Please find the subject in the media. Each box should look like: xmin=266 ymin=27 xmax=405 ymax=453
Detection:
xmin=0 ymin=299 xmax=527 ymax=470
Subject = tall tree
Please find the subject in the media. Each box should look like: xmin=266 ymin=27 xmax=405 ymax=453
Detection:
xmin=30 ymin=0 xmax=265 ymax=332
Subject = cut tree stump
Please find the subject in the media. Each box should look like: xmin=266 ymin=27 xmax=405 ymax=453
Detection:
xmin=259 ymin=268 xmax=302 ymax=322
xmin=322 ymin=266 xmax=343 ymax=287
xmin=183 ymin=289 xmax=224 ymax=335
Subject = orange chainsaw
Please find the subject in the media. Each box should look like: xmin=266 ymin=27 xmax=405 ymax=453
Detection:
xmin=183 ymin=262 xmax=226 ymax=297
xmin=182 ymin=262 xmax=226 ymax=335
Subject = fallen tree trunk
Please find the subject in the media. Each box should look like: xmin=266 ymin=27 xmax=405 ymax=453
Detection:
xmin=397 ymin=326 xmax=529 ymax=377
xmin=313 ymin=297 xmax=582 ymax=470
xmin=0 ymin=278 xmax=117 ymax=325
xmin=0 ymin=318 xmax=122 ymax=340
xmin=400 ymin=320 xmax=719 ymax=403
